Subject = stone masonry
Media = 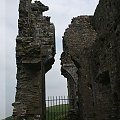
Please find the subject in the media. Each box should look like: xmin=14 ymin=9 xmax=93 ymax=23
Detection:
xmin=61 ymin=16 xmax=97 ymax=120
xmin=61 ymin=51 xmax=78 ymax=110
xmin=13 ymin=0 xmax=120 ymax=120
xmin=61 ymin=0 xmax=120 ymax=120
xmin=12 ymin=0 xmax=55 ymax=120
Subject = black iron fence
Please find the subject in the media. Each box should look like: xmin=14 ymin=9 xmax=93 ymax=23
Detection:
xmin=46 ymin=96 xmax=71 ymax=120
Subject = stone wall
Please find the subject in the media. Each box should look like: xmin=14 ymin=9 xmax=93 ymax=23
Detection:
xmin=93 ymin=0 xmax=120 ymax=119
xmin=61 ymin=52 xmax=78 ymax=109
xmin=61 ymin=0 xmax=120 ymax=119
xmin=12 ymin=0 xmax=55 ymax=120
xmin=61 ymin=16 xmax=97 ymax=120
xmin=13 ymin=0 xmax=120 ymax=119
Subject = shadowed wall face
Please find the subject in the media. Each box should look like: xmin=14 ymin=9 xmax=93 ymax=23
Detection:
xmin=61 ymin=0 xmax=120 ymax=120
xmin=12 ymin=0 xmax=55 ymax=120
xmin=93 ymin=0 xmax=120 ymax=119
xmin=61 ymin=16 xmax=97 ymax=120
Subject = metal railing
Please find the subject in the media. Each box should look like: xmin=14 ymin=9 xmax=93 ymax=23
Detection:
xmin=46 ymin=96 xmax=71 ymax=120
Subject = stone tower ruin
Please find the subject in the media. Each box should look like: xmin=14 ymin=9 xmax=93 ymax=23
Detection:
xmin=12 ymin=0 xmax=55 ymax=119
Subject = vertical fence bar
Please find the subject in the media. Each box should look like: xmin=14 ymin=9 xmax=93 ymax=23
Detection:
xmin=53 ymin=96 xmax=55 ymax=120
xmin=46 ymin=96 xmax=70 ymax=120
xmin=59 ymin=96 xmax=61 ymax=119
xmin=56 ymin=96 xmax=58 ymax=120
xmin=62 ymin=96 xmax=64 ymax=119
xmin=50 ymin=96 xmax=52 ymax=120
xmin=68 ymin=96 xmax=69 ymax=110
xmin=64 ymin=96 xmax=66 ymax=118
xmin=48 ymin=96 xmax=49 ymax=120
xmin=65 ymin=97 xmax=68 ymax=117
xmin=67 ymin=96 xmax=69 ymax=119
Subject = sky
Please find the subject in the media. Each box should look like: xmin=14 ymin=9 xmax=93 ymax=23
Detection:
xmin=0 ymin=0 xmax=99 ymax=119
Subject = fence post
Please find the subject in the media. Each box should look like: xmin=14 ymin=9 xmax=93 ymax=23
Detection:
xmin=46 ymin=96 xmax=72 ymax=120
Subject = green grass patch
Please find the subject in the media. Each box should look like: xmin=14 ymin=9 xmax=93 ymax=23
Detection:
xmin=46 ymin=104 xmax=69 ymax=120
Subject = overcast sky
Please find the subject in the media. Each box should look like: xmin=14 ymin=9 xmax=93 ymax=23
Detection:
xmin=0 ymin=0 xmax=99 ymax=119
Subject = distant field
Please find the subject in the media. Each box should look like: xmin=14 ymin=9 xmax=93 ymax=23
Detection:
xmin=4 ymin=104 xmax=68 ymax=120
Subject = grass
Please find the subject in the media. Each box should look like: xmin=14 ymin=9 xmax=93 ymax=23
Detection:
xmin=46 ymin=104 xmax=68 ymax=120
xmin=4 ymin=104 xmax=69 ymax=120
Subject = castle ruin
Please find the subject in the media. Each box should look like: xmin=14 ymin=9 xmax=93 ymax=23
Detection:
xmin=61 ymin=0 xmax=120 ymax=119
xmin=12 ymin=0 xmax=55 ymax=119
xmin=13 ymin=0 xmax=120 ymax=120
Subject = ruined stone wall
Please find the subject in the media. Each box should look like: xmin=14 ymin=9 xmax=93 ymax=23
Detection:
xmin=13 ymin=0 xmax=120 ymax=119
xmin=13 ymin=1 xmax=55 ymax=120
xmin=93 ymin=0 xmax=120 ymax=119
xmin=61 ymin=52 xmax=78 ymax=109
xmin=61 ymin=16 xmax=97 ymax=120
xmin=61 ymin=0 xmax=120 ymax=120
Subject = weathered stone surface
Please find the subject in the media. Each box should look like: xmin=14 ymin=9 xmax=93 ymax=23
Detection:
xmin=61 ymin=0 xmax=120 ymax=120
xmin=93 ymin=0 xmax=120 ymax=119
xmin=13 ymin=0 xmax=120 ymax=119
xmin=61 ymin=52 xmax=78 ymax=109
xmin=61 ymin=16 xmax=97 ymax=120
xmin=12 ymin=0 xmax=55 ymax=120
